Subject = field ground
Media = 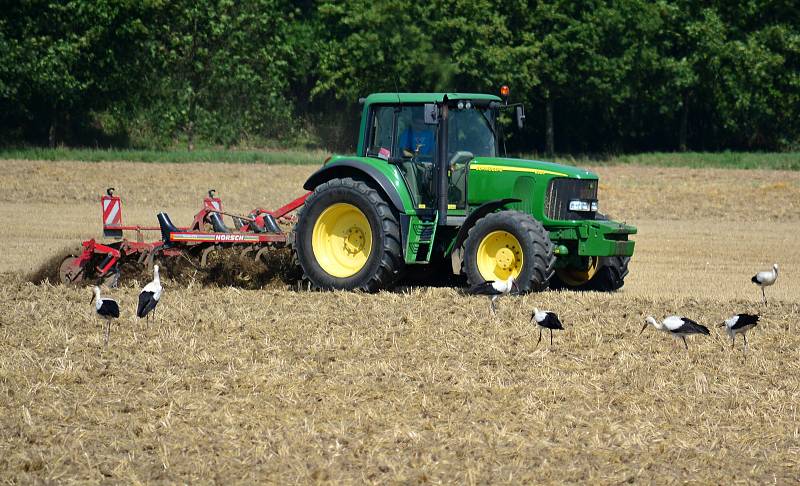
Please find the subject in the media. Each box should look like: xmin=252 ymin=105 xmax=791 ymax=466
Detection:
xmin=2 ymin=147 xmax=799 ymax=170
xmin=1 ymin=159 xmax=799 ymax=482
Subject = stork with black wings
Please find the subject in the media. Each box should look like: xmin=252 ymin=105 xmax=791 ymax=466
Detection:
xmin=137 ymin=265 xmax=162 ymax=322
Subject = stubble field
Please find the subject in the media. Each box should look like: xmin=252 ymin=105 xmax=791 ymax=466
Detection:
xmin=1 ymin=158 xmax=799 ymax=483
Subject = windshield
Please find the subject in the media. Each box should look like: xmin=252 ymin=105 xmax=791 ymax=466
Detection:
xmin=447 ymin=107 xmax=496 ymax=160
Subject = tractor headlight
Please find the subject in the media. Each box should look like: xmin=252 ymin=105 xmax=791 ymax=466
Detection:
xmin=569 ymin=200 xmax=595 ymax=212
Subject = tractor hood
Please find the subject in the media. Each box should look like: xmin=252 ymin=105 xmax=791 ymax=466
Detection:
xmin=465 ymin=156 xmax=602 ymax=218
xmin=469 ymin=157 xmax=598 ymax=180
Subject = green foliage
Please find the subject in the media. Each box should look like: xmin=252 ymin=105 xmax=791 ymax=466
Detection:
xmin=0 ymin=1 xmax=154 ymax=145
xmin=0 ymin=0 xmax=799 ymax=153
xmin=141 ymin=0 xmax=303 ymax=148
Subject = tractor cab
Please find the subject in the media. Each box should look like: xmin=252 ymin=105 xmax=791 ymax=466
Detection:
xmin=359 ymin=93 xmax=504 ymax=219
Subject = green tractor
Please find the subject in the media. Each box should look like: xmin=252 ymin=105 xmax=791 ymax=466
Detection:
xmin=294 ymin=90 xmax=636 ymax=292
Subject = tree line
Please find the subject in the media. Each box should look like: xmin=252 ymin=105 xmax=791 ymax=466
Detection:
xmin=1 ymin=0 xmax=798 ymax=154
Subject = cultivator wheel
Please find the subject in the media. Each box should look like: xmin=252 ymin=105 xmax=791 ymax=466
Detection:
xmin=58 ymin=256 xmax=85 ymax=285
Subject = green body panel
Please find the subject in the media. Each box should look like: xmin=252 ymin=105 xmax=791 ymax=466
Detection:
xmin=465 ymin=156 xmax=636 ymax=261
xmin=467 ymin=156 xmax=595 ymax=218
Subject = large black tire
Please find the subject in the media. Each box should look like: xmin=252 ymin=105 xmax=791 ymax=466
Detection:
xmin=294 ymin=178 xmax=402 ymax=291
xmin=462 ymin=210 xmax=555 ymax=292
xmin=583 ymin=255 xmax=630 ymax=291
xmin=550 ymin=213 xmax=631 ymax=291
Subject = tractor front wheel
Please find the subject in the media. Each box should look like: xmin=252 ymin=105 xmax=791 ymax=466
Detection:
xmin=462 ymin=211 xmax=555 ymax=292
xmin=552 ymin=256 xmax=630 ymax=291
xmin=294 ymin=178 xmax=402 ymax=291
xmin=550 ymin=212 xmax=631 ymax=291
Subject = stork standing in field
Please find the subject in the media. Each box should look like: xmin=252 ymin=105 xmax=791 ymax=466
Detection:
xmin=137 ymin=264 xmax=162 ymax=322
xmin=531 ymin=308 xmax=564 ymax=347
xmin=641 ymin=315 xmax=710 ymax=350
xmin=469 ymin=275 xmax=518 ymax=315
xmin=751 ymin=263 xmax=778 ymax=306
xmin=91 ymin=286 xmax=120 ymax=347
xmin=720 ymin=313 xmax=760 ymax=351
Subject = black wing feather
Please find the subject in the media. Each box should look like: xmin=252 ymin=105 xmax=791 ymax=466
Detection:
xmin=98 ymin=299 xmax=120 ymax=318
xmin=137 ymin=291 xmax=158 ymax=318
xmin=732 ymin=313 xmax=759 ymax=330
xmin=538 ymin=312 xmax=564 ymax=330
xmin=679 ymin=317 xmax=709 ymax=335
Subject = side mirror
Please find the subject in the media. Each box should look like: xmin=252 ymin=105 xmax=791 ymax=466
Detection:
xmin=424 ymin=103 xmax=439 ymax=125
xmin=515 ymin=105 xmax=525 ymax=129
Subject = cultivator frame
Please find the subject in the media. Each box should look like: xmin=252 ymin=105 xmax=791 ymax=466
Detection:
xmin=59 ymin=188 xmax=309 ymax=286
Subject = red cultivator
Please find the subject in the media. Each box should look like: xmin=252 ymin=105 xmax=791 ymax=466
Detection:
xmin=59 ymin=188 xmax=309 ymax=286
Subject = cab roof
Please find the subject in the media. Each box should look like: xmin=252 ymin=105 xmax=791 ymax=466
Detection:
xmin=363 ymin=92 xmax=502 ymax=105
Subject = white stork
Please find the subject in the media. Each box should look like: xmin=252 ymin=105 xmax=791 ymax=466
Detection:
xmin=468 ymin=275 xmax=518 ymax=315
xmin=751 ymin=263 xmax=778 ymax=305
xmin=137 ymin=264 xmax=162 ymax=321
xmin=641 ymin=315 xmax=710 ymax=350
xmin=531 ymin=308 xmax=564 ymax=347
xmin=720 ymin=313 xmax=760 ymax=351
xmin=91 ymin=286 xmax=120 ymax=347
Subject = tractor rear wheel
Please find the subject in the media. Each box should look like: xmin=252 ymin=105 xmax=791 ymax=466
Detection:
xmin=294 ymin=178 xmax=402 ymax=291
xmin=462 ymin=211 xmax=555 ymax=292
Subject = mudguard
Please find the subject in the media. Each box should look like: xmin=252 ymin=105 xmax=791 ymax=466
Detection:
xmin=303 ymin=159 xmax=408 ymax=214
xmin=449 ymin=198 xmax=522 ymax=254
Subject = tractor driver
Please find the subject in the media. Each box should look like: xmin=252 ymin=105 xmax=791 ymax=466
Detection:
xmin=399 ymin=108 xmax=435 ymax=161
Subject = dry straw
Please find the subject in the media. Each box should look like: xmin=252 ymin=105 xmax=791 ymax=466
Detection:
xmin=0 ymin=160 xmax=799 ymax=482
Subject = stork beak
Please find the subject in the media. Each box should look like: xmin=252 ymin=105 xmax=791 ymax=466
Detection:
xmin=90 ymin=293 xmax=95 ymax=304
xmin=718 ymin=322 xmax=726 ymax=327
xmin=639 ymin=322 xmax=648 ymax=335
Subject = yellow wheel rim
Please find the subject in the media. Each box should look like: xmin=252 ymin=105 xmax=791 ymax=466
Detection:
xmin=312 ymin=203 xmax=373 ymax=278
xmin=556 ymin=256 xmax=599 ymax=286
xmin=476 ymin=230 xmax=524 ymax=281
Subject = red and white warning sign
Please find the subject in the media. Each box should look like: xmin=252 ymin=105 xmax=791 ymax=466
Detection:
xmin=101 ymin=194 xmax=122 ymax=226
xmin=204 ymin=198 xmax=222 ymax=211
xmin=204 ymin=190 xmax=222 ymax=211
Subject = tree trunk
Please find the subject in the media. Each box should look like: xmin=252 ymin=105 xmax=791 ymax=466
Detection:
xmin=187 ymin=120 xmax=194 ymax=152
xmin=48 ymin=112 xmax=57 ymax=148
xmin=545 ymin=98 xmax=555 ymax=156
xmin=679 ymin=92 xmax=689 ymax=152
xmin=187 ymin=91 xmax=195 ymax=152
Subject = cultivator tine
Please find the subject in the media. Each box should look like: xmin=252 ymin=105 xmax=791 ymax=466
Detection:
xmin=255 ymin=246 xmax=271 ymax=263
xmin=200 ymin=245 xmax=218 ymax=268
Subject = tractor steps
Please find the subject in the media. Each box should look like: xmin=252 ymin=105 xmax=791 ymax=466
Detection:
xmin=405 ymin=215 xmax=437 ymax=264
